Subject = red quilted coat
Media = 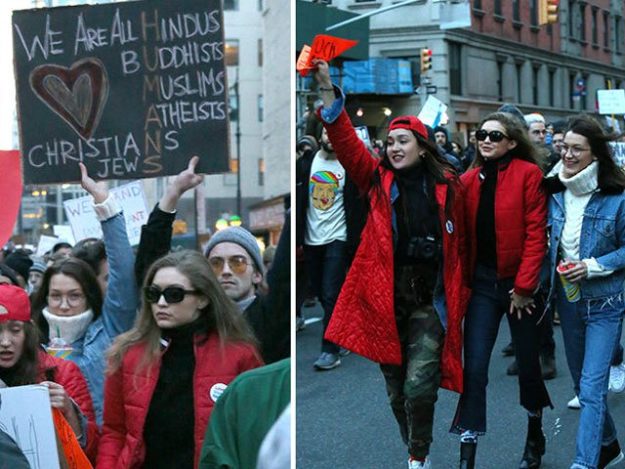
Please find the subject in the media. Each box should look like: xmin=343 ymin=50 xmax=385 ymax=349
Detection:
xmin=322 ymin=110 xmax=470 ymax=393
xmin=38 ymin=350 xmax=99 ymax=462
xmin=96 ymin=334 xmax=261 ymax=468
xmin=461 ymin=158 xmax=547 ymax=296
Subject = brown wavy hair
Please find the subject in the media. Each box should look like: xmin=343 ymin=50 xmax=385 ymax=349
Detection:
xmin=471 ymin=112 xmax=541 ymax=169
xmin=107 ymin=250 xmax=258 ymax=374
xmin=0 ymin=321 xmax=41 ymax=386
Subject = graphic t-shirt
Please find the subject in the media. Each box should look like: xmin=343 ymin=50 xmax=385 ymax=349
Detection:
xmin=304 ymin=152 xmax=347 ymax=245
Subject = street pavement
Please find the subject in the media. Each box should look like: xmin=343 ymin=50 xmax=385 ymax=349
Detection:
xmin=296 ymin=303 xmax=625 ymax=469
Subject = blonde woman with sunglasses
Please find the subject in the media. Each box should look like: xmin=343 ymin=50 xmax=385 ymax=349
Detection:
xmin=451 ymin=112 xmax=552 ymax=469
xmin=98 ymin=249 xmax=262 ymax=469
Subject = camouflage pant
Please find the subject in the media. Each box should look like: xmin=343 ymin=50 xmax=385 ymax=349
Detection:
xmin=380 ymin=264 xmax=444 ymax=459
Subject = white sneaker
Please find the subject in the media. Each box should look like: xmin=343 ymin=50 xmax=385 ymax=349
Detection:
xmin=568 ymin=395 xmax=581 ymax=409
xmin=408 ymin=456 xmax=431 ymax=469
xmin=608 ymin=363 xmax=625 ymax=393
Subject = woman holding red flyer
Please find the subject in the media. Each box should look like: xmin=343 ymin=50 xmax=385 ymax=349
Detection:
xmin=544 ymin=115 xmax=625 ymax=469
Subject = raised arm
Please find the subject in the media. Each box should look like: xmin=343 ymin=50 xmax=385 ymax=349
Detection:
xmin=312 ymin=59 xmax=379 ymax=191
xmin=134 ymin=156 xmax=205 ymax=286
xmin=79 ymin=163 xmax=139 ymax=336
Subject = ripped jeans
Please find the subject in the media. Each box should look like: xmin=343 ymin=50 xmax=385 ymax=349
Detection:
xmin=557 ymin=283 xmax=625 ymax=469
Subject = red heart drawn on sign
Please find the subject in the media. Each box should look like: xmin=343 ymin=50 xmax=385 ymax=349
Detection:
xmin=30 ymin=58 xmax=109 ymax=140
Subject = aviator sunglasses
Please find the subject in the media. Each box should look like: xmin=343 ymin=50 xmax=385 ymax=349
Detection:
xmin=144 ymin=285 xmax=198 ymax=304
xmin=208 ymin=255 xmax=251 ymax=275
xmin=475 ymin=129 xmax=509 ymax=143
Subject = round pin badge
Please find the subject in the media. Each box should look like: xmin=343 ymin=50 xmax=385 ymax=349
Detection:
xmin=446 ymin=220 xmax=454 ymax=234
xmin=210 ymin=383 xmax=228 ymax=402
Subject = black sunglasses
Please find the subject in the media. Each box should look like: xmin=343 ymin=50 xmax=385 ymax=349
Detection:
xmin=144 ymin=285 xmax=198 ymax=304
xmin=475 ymin=129 xmax=509 ymax=142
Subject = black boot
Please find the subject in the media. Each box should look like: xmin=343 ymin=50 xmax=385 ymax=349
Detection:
xmin=540 ymin=353 xmax=557 ymax=380
xmin=459 ymin=442 xmax=476 ymax=469
xmin=519 ymin=415 xmax=545 ymax=469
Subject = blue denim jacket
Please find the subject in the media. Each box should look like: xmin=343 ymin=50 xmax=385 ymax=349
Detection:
xmin=546 ymin=189 xmax=625 ymax=302
xmin=68 ymin=213 xmax=139 ymax=425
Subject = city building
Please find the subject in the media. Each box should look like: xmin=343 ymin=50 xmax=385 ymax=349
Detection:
xmin=297 ymin=0 xmax=625 ymax=144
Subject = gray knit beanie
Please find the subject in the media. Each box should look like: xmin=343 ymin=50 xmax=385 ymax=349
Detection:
xmin=204 ymin=227 xmax=264 ymax=275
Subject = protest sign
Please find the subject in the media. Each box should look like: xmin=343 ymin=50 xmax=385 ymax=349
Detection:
xmin=597 ymin=89 xmax=625 ymax=115
xmin=13 ymin=0 xmax=230 ymax=184
xmin=0 ymin=385 xmax=60 ymax=469
xmin=36 ymin=235 xmax=60 ymax=257
xmin=63 ymin=180 xmax=148 ymax=245
xmin=610 ymin=142 xmax=625 ymax=168
xmin=418 ymin=96 xmax=447 ymax=128
xmin=355 ymin=126 xmax=371 ymax=147
xmin=53 ymin=225 xmax=76 ymax=245
xmin=0 ymin=151 xmax=22 ymax=249
xmin=297 ymin=34 xmax=358 ymax=76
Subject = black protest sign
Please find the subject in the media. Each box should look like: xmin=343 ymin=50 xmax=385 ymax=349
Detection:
xmin=13 ymin=0 xmax=230 ymax=184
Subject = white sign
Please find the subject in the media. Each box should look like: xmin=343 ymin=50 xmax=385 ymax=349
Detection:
xmin=0 ymin=385 xmax=60 ymax=469
xmin=63 ymin=181 xmax=149 ymax=246
xmin=52 ymin=225 xmax=75 ymax=245
xmin=597 ymin=89 xmax=625 ymax=115
xmin=418 ymin=96 xmax=448 ymax=128
xmin=355 ymin=126 xmax=371 ymax=147
xmin=610 ymin=142 xmax=625 ymax=168
xmin=35 ymin=235 xmax=59 ymax=257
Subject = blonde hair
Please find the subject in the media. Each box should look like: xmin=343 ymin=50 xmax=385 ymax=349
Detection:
xmin=107 ymin=250 xmax=258 ymax=374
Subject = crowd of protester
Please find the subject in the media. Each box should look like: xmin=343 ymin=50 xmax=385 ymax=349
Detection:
xmin=296 ymin=58 xmax=625 ymax=469
xmin=0 ymin=158 xmax=290 ymax=468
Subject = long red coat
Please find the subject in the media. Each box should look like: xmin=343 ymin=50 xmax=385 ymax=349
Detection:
xmin=322 ymin=110 xmax=470 ymax=393
xmin=461 ymin=158 xmax=547 ymax=296
xmin=38 ymin=350 xmax=99 ymax=462
xmin=96 ymin=334 xmax=261 ymax=469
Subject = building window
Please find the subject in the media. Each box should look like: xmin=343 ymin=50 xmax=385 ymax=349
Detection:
xmin=225 ymin=40 xmax=239 ymax=66
xmin=258 ymin=158 xmax=265 ymax=186
xmin=581 ymin=75 xmax=588 ymax=109
xmin=616 ymin=16 xmax=623 ymax=53
xmin=569 ymin=1 xmax=576 ymax=39
xmin=229 ymin=92 xmax=238 ymax=122
xmin=569 ymin=73 xmax=577 ymax=108
xmin=258 ymin=94 xmax=264 ymax=122
xmin=549 ymin=69 xmax=555 ymax=107
xmin=449 ymin=42 xmax=462 ymax=95
xmin=494 ymin=0 xmax=501 ymax=16
xmin=580 ymin=3 xmax=586 ymax=42
xmin=532 ymin=65 xmax=539 ymax=105
xmin=513 ymin=0 xmax=520 ymax=22
xmin=604 ymin=12 xmax=610 ymax=48
xmin=497 ymin=61 xmax=504 ymax=101
xmin=258 ymin=39 xmax=263 ymax=67
xmin=224 ymin=0 xmax=239 ymax=10
xmin=591 ymin=8 xmax=598 ymax=45
xmin=474 ymin=0 xmax=482 ymax=9
xmin=516 ymin=62 xmax=523 ymax=103
xmin=530 ymin=0 xmax=538 ymax=26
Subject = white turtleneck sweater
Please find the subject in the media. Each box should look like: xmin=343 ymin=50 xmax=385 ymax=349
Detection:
xmin=558 ymin=161 xmax=613 ymax=278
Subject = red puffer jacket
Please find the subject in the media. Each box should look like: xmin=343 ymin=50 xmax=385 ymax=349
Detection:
xmin=38 ymin=350 xmax=99 ymax=462
xmin=462 ymin=158 xmax=547 ymax=296
xmin=322 ymin=109 xmax=470 ymax=393
xmin=96 ymin=333 xmax=261 ymax=469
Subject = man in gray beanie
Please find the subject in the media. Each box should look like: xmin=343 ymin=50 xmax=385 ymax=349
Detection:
xmin=204 ymin=226 xmax=264 ymax=310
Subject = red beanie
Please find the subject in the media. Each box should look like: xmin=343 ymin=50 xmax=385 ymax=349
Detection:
xmin=0 ymin=284 xmax=30 ymax=322
xmin=388 ymin=115 xmax=428 ymax=140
